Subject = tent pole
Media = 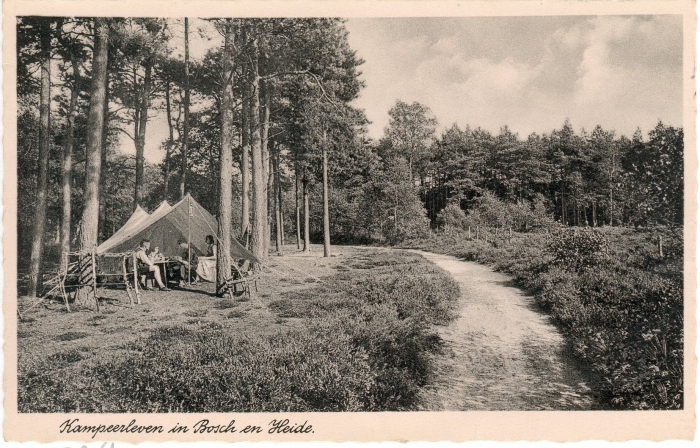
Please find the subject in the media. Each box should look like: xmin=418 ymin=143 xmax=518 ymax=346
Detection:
xmin=187 ymin=194 xmax=191 ymax=286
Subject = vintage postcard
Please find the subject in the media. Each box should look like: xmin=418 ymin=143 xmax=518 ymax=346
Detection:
xmin=2 ymin=0 xmax=696 ymax=443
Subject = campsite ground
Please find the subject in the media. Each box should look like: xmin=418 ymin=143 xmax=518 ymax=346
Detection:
xmin=17 ymin=244 xmax=345 ymax=387
xmin=17 ymin=244 xmax=598 ymax=412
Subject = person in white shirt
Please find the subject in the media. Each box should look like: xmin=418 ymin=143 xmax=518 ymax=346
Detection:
xmin=149 ymin=246 xmax=164 ymax=262
xmin=136 ymin=239 xmax=170 ymax=291
xmin=195 ymin=235 xmax=217 ymax=282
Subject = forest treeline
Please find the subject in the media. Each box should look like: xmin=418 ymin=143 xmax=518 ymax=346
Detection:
xmin=17 ymin=17 xmax=683 ymax=298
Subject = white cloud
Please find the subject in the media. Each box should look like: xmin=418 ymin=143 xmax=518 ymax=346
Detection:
xmin=348 ymin=16 xmax=682 ymax=140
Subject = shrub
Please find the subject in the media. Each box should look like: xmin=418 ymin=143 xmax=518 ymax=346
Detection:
xmin=436 ymin=203 xmax=468 ymax=231
xmin=464 ymin=192 xmax=555 ymax=231
xmin=547 ymin=228 xmax=609 ymax=271
xmin=19 ymin=327 xmax=375 ymax=412
xmin=401 ymin=226 xmax=683 ymax=410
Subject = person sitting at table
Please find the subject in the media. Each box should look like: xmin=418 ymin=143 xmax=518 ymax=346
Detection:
xmin=136 ymin=239 xmax=170 ymax=291
xmin=196 ymin=235 xmax=217 ymax=282
xmin=149 ymin=245 xmax=164 ymax=262
xmin=175 ymin=239 xmax=200 ymax=287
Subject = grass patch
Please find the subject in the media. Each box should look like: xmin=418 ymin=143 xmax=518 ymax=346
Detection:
xmin=47 ymin=350 xmax=84 ymax=366
xmin=55 ymin=332 xmax=89 ymax=342
xmin=267 ymin=298 xmax=308 ymax=318
xmin=227 ymin=311 xmax=246 ymax=319
xmin=214 ymin=300 xmax=238 ymax=310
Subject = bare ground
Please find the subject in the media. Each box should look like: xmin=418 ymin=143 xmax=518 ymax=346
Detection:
xmin=412 ymin=251 xmax=600 ymax=410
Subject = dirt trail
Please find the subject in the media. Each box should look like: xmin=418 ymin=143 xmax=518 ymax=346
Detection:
xmin=413 ymin=251 xmax=597 ymax=410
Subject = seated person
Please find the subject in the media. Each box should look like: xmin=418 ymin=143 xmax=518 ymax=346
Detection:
xmin=174 ymin=239 xmax=200 ymax=287
xmin=136 ymin=239 xmax=170 ymax=291
xmin=149 ymin=246 xmax=165 ymax=262
xmin=205 ymin=234 xmax=217 ymax=258
xmin=196 ymin=235 xmax=217 ymax=282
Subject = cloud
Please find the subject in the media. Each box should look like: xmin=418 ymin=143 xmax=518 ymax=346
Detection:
xmin=347 ymin=16 xmax=682 ymax=140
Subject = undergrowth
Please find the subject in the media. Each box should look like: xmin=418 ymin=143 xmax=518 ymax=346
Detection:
xmin=403 ymin=226 xmax=683 ymax=410
xmin=19 ymin=251 xmax=459 ymax=412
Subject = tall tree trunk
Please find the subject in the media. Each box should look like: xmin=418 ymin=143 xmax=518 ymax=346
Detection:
xmin=217 ymin=25 xmax=234 ymax=295
xmin=163 ymin=79 xmax=173 ymax=200
xmin=593 ymin=200 xmax=597 ymax=227
xmin=276 ymin=151 xmax=284 ymax=250
xmin=609 ymin=185 xmax=614 ymax=226
xmin=28 ymin=19 xmax=52 ymax=298
xmin=322 ymin=129 xmax=331 ymax=257
xmin=60 ymin=56 xmax=79 ymax=269
xmin=240 ymin=81 xmax=251 ymax=241
xmin=561 ymin=191 xmax=566 ymax=225
xmin=80 ymin=18 xmax=109 ymax=250
xmin=273 ymin=150 xmax=282 ymax=254
xmin=249 ymin=33 xmax=266 ymax=262
xmin=261 ymin=83 xmax=271 ymax=254
xmin=302 ymin=168 xmax=310 ymax=252
xmin=267 ymin=155 xmax=273 ymax=252
xmin=180 ymin=17 xmax=190 ymax=198
xmin=134 ymin=62 xmax=151 ymax=208
xmin=76 ymin=19 xmax=109 ymax=307
xmin=99 ymin=69 xmax=111 ymax=240
xmin=295 ymin=161 xmax=301 ymax=249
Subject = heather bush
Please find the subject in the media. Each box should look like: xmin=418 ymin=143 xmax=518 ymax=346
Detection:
xmin=20 ymin=251 xmax=460 ymax=412
xmin=270 ymin=258 xmax=460 ymax=410
xmin=402 ymin=226 xmax=684 ymax=409
xmin=548 ymin=228 xmax=609 ymax=271
xmin=20 ymin=326 xmax=375 ymax=412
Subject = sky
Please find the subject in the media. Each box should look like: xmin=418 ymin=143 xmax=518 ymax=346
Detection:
xmin=345 ymin=16 xmax=683 ymax=140
xmin=133 ymin=16 xmax=683 ymax=163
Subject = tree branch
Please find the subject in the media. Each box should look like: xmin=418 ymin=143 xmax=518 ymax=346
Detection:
xmin=115 ymin=127 xmax=135 ymax=141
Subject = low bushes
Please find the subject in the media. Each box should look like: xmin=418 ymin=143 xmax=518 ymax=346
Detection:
xmin=403 ymin=226 xmax=683 ymax=410
xmin=20 ymin=327 xmax=374 ymax=412
xmin=269 ymin=253 xmax=459 ymax=410
xmin=19 ymin=251 xmax=459 ymax=412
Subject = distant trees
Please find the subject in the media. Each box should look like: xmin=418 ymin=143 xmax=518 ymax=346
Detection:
xmin=381 ymin=100 xmax=437 ymax=182
xmin=623 ymin=123 xmax=684 ymax=226
xmin=361 ymin=157 xmax=429 ymax=242
xmin=424 ymin=119 xmax=684 ymax=230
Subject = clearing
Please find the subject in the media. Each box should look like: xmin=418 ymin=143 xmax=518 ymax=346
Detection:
xmin=17 ymin=245 xmax=600 ymax=411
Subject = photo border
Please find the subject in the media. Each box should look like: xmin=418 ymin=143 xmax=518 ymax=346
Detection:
xmin=2 ymin=0 xmax=696 ymax=442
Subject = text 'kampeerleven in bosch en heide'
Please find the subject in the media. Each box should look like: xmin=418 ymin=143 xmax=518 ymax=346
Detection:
xmin=59 ymin=419 xmax=315 ymax=438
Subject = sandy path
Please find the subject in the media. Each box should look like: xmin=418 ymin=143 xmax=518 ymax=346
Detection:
xmin=413 ymin=251 xmax=597 ymax=410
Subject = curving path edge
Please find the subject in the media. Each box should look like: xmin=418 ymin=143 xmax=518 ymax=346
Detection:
xmin=411 ymin=250 xmax=598 ymax=410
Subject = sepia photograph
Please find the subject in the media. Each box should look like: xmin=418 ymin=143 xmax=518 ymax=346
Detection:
xmin=2 ymin=0 xmax=696 ymax=443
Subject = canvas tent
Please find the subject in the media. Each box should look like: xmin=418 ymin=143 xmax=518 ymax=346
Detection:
xmin=96 ymin=204 xmax=151 ymax=253
xmin=96 ymin=194 xmax=260 ymax=264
